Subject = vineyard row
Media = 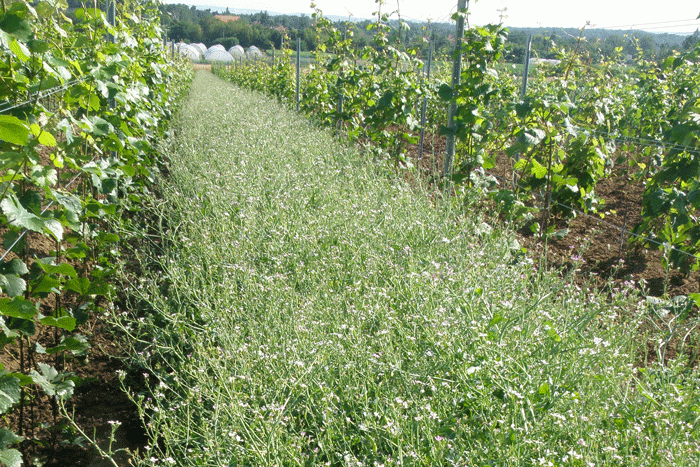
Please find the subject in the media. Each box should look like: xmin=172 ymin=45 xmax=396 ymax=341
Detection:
xmin=214 ymin=5 xmax=700 ymax=276
xmin=0 ymin=0 xmax=190 ymax=465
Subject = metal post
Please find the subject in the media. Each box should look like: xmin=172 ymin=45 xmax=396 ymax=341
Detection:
xmin=521 ymin=35 xmax=532 ymax=99
xmin=337 ymin=77 xmax=344 ymax=131
xmin=296 ymin=37 xmax=301 ymax=112
xmin=513 ymin=35 xmax=532 ymax=190
xmin=105 ymin=0 xmax=116 ymax=113
xmin=418 ymin=46 xmax=433 ymax=160
xmin=443 ymin=0 xmax=467 ymax=179
xmin=104 ymin=0 xmax=118 ymax=197
xmin=105 ymin=0 xmax=115 ymax=43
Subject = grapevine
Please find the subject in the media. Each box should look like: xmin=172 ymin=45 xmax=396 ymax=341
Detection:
xmin=0 ymin=0 xmax=190 ymax=464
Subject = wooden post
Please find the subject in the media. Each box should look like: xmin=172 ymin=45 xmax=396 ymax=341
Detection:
xmin=443 ymin=0 xmax=467 ymax=179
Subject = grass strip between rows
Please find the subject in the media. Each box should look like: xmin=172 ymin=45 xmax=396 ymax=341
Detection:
xmin=114 ymin=70 xmax=700 ymax=467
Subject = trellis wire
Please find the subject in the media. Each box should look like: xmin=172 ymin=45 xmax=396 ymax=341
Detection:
xmin=489 ymin=172 xmax=700 ymax=265
xmin=217 ymin=8 xmax=698 ymax=266
xmin=1 ymin=80 xmax=95 ymax=263
xmin=0 ymin=155 xmax=99 ymax=263
xmin=0 ymin=77 xmax=91 ymax=115
xmin=552 ymin=194 xmax=700 ymax=264
xmin=489 ymin=118 xmax=700 ymax=262
xmin=581 ymin=126 xmax=700 ymax=157
xmin=1 ymin=0 xmax=117 ymax=263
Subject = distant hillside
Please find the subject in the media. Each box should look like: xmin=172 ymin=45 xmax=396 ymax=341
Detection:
xmin=510 ymin=27 xmax=687 ymax=48
xmin=188 ymin=3 xmax=691 ymax=44
xmin=161 ymin=2 xmax=694 ymax=61
xmin=186 ymin=4 xmax=352 ymax=22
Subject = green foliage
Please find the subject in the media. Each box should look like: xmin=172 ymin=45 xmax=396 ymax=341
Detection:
xmin=217 ymin=5 xmax=433 ymax=165
xmin=442 ymin=23 xmax=511 ymax=177
xmin=214 ymin=5 xmax=700 ymax=277
xmin=0 ymin=0 xmax=192 ymax=463
xmin=636 ymin=46 xmax=700 ymax=272
xmin=161 ymin=4 xmax=285 ymax=49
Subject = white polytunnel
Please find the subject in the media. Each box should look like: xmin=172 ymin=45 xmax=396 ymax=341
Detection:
xmin=178 ymin=44 xmax=201 ymax=61
xmin=192 ymin=43 xmax=207 ymax=56
xmin=206 ymin=44 xmax=226 ymax=54
xmin=204 ymin=49 xmax=234 ymax=62
xmin=229 ymin=45 xmax=245 ymax=58
xmin=246 ymin=45 xmax=263 ymax=59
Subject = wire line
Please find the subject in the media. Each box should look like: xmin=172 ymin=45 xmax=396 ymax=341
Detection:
xmin=0 ymin=76 xmax=92 ymax=115
xmin=598 ymin=18 xmax=700 ymax=30
xmin=487 ymin=172 xmax=700 ymax=264
xmin=0 ymin=155 xmax=99 ymax=263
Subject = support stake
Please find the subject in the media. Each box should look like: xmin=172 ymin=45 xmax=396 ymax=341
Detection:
xmin=296 ymin=37 xmax=301 ymax=112
xmin=418 ymin=46 xmax=433 ymax=161
xmin=443 ymin=0 xmax=467 ymax=179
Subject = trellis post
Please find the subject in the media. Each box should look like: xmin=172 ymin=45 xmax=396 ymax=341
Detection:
xmin=296 ymin=37 xmax=301 ymax=112
xmin=443 ymin=0 xmax=467 ymax=179
xmin=418 ymin=45 xmax=433 ymax=160
xmin=521 ymin=35 xmax=532 ymax=98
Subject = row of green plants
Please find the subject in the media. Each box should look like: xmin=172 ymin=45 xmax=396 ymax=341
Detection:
xmin=520 ymin=36 xmax=700 ymax=273
xmin=216 ymin=4 xmax=433 ymax=165
xmin=214 ymin=3 xmax=700 ymax=275
xmin=0 ymin=0 xmax=190 ymax=465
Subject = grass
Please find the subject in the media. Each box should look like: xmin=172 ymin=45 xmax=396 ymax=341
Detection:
xmin=114 ymin=70 xmax=700 ymax=466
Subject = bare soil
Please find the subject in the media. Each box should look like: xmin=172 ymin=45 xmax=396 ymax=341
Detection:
xmin=408 ymin=133 xmax=699 ymax=298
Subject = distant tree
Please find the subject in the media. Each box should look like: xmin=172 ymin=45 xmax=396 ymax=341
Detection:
xmin=639 ymin=34 xmax=658 ymax=58
xmin=682 ymin=29 xmax=700 ymax=50
xmin=302 ymin=27 xmax=317 ymax=51
xmin=213 ymin=37 xmax=239 ymax=49
xmin=251 ymin=11 xmax=273 ymax=26
xmin=505 ymin=29 xmax=528 ymax=63
xmin=228 ymin=19 xmax=254 ymax=47
xmin=170 ymin=21 xmax=203 ymax=43
xmin=601 ymin=34 xmax=625 ymax=59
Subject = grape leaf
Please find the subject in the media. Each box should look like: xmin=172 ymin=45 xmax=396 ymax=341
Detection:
xmin=0 ymin=428 xmax=22 ymax=450
xmin=0 ymin=116 xmax=30 ymax=146
xmin=0 ymin=374 xmax=20 ymax=414
xmin=0 ymin=448 xmax=22 ymax=467
xmin=0 ymin=297 xmax=38 ymax=320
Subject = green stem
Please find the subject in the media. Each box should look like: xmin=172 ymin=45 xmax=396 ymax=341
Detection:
xmin=0 ymin=168 xmax=21 ymax=207
xmin=57 ymin=400 xmax=121 ymax=467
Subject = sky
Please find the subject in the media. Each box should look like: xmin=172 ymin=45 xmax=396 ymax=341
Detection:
xmin=178 ymin=0 xmax=700 ymax=33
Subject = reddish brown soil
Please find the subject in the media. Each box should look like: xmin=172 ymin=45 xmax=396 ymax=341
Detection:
xmin=407 ymin=132 xmax=699 ymax=298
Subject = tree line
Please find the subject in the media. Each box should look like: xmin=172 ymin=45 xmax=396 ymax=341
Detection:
xmin=155 ymin=3 xmax=694 ymax=63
